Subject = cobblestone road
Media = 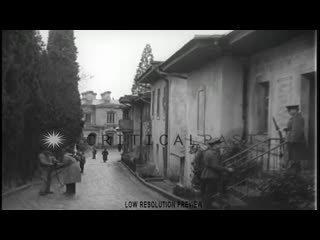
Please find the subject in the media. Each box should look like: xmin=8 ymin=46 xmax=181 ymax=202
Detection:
xmin=2 ymin=149 xmax=181 ymax=210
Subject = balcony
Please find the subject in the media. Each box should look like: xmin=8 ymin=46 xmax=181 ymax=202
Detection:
xmin=119 ymin=119 xmax=133 ymax=132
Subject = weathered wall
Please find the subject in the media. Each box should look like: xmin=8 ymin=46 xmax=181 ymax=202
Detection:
xmin=183 ymin=58 xmax=224 ymax=186
xmin=151 ymin=79 xmax=167 ymax=174
xmin=131 ymin=104 xmax=141 ymax=158
xmin=95 ymin=107 xmax=122 ymax=127
xmin=221 ymin=56 xmax=244 ymax=139
xmin=167 ymin=77 xmax=188 ymax=183
xmin=182 ymin=56 xmax=244 ymax=186
xmin=141 ymin=102 xmax=153 ymax=164
xmin=82 ymin=106 xmax=95 ymax=125
xmin=247 ymin=32 xmax=316 ymax=140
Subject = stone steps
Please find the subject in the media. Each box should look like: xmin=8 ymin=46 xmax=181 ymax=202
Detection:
xmin=229 ymin=184 xmax=262 ymax=200
xmin=211 ymin=193 xmax=248 ymax=210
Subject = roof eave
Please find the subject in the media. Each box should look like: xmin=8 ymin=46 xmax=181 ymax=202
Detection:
xmin=138 ymin=65 xmax=162 ymax=84
xmin=161 ymin=35 xmax=223 ymax=73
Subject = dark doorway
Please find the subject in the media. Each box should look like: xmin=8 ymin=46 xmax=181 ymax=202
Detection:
xmin=257 ymin=81 xmax=270 ymax=135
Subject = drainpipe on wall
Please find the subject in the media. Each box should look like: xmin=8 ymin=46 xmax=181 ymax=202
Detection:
xmin=242 ymin=60 xmax=249 ymax=141
xmin=162 ymin=77 xmax=170 ymax=178
xmin=139 ymin=103 xmax=143 ymax=163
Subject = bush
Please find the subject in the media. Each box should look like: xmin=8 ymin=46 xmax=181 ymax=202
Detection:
xmin=173 ymin=185 xmax=198 ymax=200
xmin=190 ymin=150 xmax=204 ymax=189
xmin=137 ymin=164 xmax=160 ymax=179
xmin=258 ymin=170 xmax=315 ymax=209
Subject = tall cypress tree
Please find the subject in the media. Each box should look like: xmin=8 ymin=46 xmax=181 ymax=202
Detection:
xmin=44 ymin=30 xmax=82 ymax=147
xmin=2 ymin=30 xmax=44 ymax=182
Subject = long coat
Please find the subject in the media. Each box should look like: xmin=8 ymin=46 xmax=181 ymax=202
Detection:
xmin=60 ymin=153 xmax=81 ymax=185
xmin=201 ymin=149 xmax=226 ymax=180
xmin=102 ymin=150 xmax=109 ymax=161
xmin=286 ymin=113 xmax=305 ymax=143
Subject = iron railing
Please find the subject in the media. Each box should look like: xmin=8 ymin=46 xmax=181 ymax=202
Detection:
xmin=211 ymin=138 xmax=288 ymax=204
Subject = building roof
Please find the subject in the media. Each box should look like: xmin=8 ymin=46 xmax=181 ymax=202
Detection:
xmin=119 ymin=92 xmax=151 ymax=105
xmin=137 ymin=61 xmax=163 ymax=84
xmin=151 ymin=30 xmax=313 ymax=74
xmin=160 ymin=34 xmax=224 ymax=73
xmin=224 ymin=30 xmax=311 ymax=55
xmin=81 ymin=98 xmax=124 ymax=108
xmin=119 ymin=95 xmax=138 ymax=104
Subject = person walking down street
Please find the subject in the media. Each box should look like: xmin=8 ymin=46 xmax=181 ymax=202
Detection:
xmin=78 ymin=151 xmax=86 ymax=173
xmin=283 ymin=104 xmax=306 ymax=174
xmin=56 ymin=147 xmax=82 ymax=195
xmin=117 ymin=143 xmax=122 ymax=152
xmin=102 ymin=148 xmax=109 ymax=163
xmin=38 ymin=150 xmax=58 ymax=196
xmin=74 ymin=151 xmax=86 ymax=173
xmin=92 ymin=146 xmax=97 ymax=159
xmin=200 ymin=138 xmax=234 ymax=209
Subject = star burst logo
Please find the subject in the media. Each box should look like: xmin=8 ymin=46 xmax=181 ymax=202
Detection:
xmin=42 ymin=131 xmax=65 ymax=149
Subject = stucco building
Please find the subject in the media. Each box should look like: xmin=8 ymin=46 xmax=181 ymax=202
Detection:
xmin=119 ymin=92 xmax=153 ymax=165
xmin=140 ymin=30 xmax=316 ymax=187
xmin=81 ymin=91 xmax=124 ymax=147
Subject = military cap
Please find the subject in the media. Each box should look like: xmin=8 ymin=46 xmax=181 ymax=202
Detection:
xmin=286 ymin=105 xmax=299 ymax=110
xmin=206 ymin=137 xmax=223 ymax=145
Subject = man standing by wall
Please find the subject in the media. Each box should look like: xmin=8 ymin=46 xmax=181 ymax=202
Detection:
xmin=284 ymin=105 xmax=306 ymax=174
xmin=200 ymin=138 xmax=234 ymax=209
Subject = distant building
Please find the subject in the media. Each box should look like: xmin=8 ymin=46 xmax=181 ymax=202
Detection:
xmin=81 ymin=91 xmax=124 ymax=147
xmin=118 ymin=92 xmax=153 ymax=165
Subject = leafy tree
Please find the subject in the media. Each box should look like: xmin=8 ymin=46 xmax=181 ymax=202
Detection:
xmin=131 ymin=44 xmax=154 ymax=95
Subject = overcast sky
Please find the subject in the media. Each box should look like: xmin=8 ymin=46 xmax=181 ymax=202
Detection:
xmin=39 ymin=30 xmax=231 ymax=99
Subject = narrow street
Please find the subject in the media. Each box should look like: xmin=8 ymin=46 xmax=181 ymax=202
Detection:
xmin=2 ymin=149 xmax=178 ymax=210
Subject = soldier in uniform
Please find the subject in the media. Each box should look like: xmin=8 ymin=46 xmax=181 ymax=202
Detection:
xmin=38 ymin=151 xmax=58 ymax=196
xmin=283 ymin=104 xmax=306 ymax=174
xmin=200 ymin=137 xmax=234 ymax=209
xmin=92 ymin=146 xmax=97 ymax=159
xmin=102 ymin=147 xmax=109 ymax=163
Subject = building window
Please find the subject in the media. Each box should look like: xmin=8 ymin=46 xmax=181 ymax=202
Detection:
xmin=107 ymin=111 xmax=115 ymax=124
xmin=197 ymin=89 xmax=205 ymax=135
xmin=123 ymin=109 xmax=129 ymax=120
xmin=85 ymin=113 xmax=91 ymax=124
xmin=151 ymin=90 xmax=155 ymax=117
xmin=143 ymin=103 xmax=150 ymax=120
xmin=257 ymin=82 xmax=269 ymax=134
xmin=157 ymin=88 xmax=160 ymax=118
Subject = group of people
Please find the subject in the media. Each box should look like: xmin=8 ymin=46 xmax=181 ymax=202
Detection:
xmin=38 ymin=146 xmax=86 ymax=196
xmin=92 ymin=146 xmax=109 ymax=163
xmin=198 ymin=104 xmax=307 ymax=209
